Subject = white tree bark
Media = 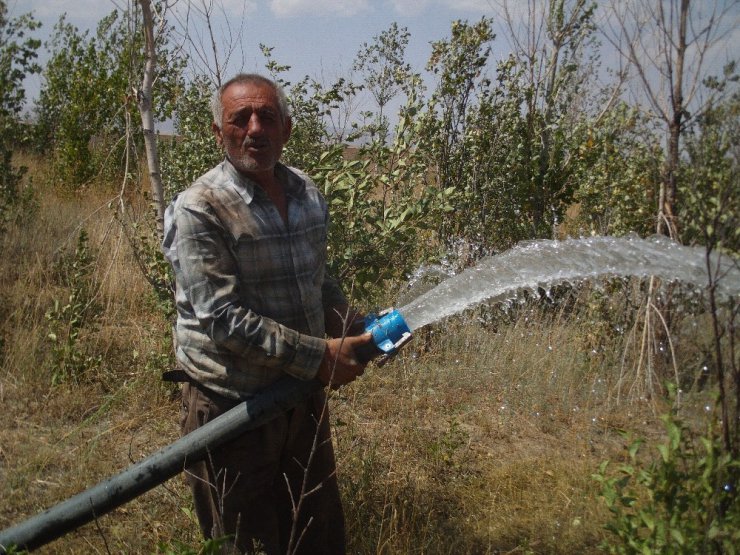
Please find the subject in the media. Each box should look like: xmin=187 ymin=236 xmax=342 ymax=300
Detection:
xmin=137 ymin=0 xmax=165 ymax=240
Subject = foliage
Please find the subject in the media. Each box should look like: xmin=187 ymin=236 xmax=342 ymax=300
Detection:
xmin=33 ymin=6 xmax=183 ymax=189
xmin=594 ymin=404 xmax=740 ymax=553
xmin=159 ymin=75 xmax=221 ymax=204
xmin=0 ymin=0 xmax=40 ymax=232
xmin=570 ymin=103 xmax=662 ymax=237
xmin=438 ymin=53 xmax=535 ymax=253
xmin=282 ymin=73 xmax=361 ymax=168
xmin=311 ymin=136 xmax=430 ymax=304
xmin=352 ymin=22 xmax=413 ymax=142
xmin=34 ymin=12 xmax=129 ymax=186
xmin=125 ymin=216 xmax=175 ymax=319
xmin=260 ymin=45 xmax=364 ymax=168
xmin=523 ymin=0 xmax=598 ymax=237
xmin=417 ymin=5 xmax=601 ymax=254
xmin=421 ymin=18 xmax=495 ymax=250
xmin=0 ymin=0 xmax=40 ymax=124
xmin=45 ymin=229 xmax=103 ymax=385
xmin=679 ymin=93 xmax=740 ymax=255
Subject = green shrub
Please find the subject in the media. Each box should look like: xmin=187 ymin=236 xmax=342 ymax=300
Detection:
xmin=594 ymin=401 xmax=740 ymax=553
xmin=45 ymin=229 xmax=103 ymax=385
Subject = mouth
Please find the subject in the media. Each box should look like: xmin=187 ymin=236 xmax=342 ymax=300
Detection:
xmin=243 ymin=139 xmax=269 ymax=152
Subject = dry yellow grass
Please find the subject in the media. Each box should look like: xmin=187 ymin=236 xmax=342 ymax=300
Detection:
xmin=0 ymin=160 xmax=715 ymax=554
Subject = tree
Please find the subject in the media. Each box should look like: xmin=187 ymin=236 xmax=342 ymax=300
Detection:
xmin=168 ymin=0 xmax=251 ymax=89
xmin=259 ymin=44 xmax=362 ymax=169
xmin=0 ymin=0 xmax=40 ymax=230
xmin=416 ymin=8 xmax=603 ymax=255
xmin=158 ymin=74 xmax=222 ymax=205
xmin=604 ymin=0 xmax=739 ymax=238
xmin=0 ymin=1 xmax=40 ymax=125
xmin=34 ymin=12 xmax=130 ymax=185
xmin=352 ymin=22 xmax=413 ymax=142
xmin=422 ymin=18 xmax=495 ymax=251
xmin=498 ymin=0 xmax=601 ymax=238
xmin=34 ymin=5 xmax=182 ymax=189
xmin=137 ymin=0 xmax=165 ymax=237
xmin=570 ymin=102 xmax=663 ymax=237
xmin=680 ymin=93 xmax=739 ymax=255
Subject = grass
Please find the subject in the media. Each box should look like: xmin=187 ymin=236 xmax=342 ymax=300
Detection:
xmin=0 ymin=158 xmax=727 ymax=554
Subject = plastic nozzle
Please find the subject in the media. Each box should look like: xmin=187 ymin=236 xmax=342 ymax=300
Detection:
xmin=355 ymin=308 xmax=412 ymax=364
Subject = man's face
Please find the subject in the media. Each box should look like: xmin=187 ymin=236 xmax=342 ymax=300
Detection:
xmin=213 ymin=81 xmax=292 ymax=179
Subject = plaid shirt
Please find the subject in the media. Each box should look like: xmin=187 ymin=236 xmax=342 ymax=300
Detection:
xmin=162 ymin=160 xmax=347 ymax=399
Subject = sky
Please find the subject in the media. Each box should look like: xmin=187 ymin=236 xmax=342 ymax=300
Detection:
xmin=9 ymin=0 xmax=509 ymax=97
xmin=7 ymin=0 xmax=740 ymax=124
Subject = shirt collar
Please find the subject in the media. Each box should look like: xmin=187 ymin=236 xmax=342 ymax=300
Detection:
xmin=222 ymin=158 xmax=306 ymax=204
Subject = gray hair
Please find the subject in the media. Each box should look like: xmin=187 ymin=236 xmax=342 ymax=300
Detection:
xmin=211 ymin=74 xmax=290 ymax=128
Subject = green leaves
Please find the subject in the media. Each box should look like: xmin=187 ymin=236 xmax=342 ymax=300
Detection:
xmin=679 ymin=94 xmax=739 ymax=255
xmin=33 ymin=6 xmax=185 ymax=189
xmin=570 ymin=103 xmax=661 ymax=238
xmin=159 ymin=75 xmax=221 ymax=204
xmin=0 ymin=0 xmax=41 ymax=233
xmin=595 ymin=409 xmax=740 ymax=554
xmin=45 ymin=229 xmax=103 ymax=385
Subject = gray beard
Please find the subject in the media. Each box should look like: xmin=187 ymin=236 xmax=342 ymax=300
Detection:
xmin=224 ymin=136 xmax=274 ymax=174
xmin=227 ymin=151 xmax=260 ymax=173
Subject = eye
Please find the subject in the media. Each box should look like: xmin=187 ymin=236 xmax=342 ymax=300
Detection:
xmin=231 ymin=113 xmax=249 ymax=127
xmin=259 ymin=109 xmax=278 ymax=122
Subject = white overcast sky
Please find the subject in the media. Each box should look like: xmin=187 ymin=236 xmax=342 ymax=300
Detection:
xmin=9 ymin=0 xmax=504 ymax=94
xmin=7 ymin=0 xmax=740 ymax=118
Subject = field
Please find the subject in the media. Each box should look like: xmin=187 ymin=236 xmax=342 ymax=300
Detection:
xmin=0 ymin=159 xmax=728 ymax=553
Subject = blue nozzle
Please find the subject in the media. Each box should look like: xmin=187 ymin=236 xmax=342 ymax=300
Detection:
xmin=364 ymin=309 xmax=412 ymax=356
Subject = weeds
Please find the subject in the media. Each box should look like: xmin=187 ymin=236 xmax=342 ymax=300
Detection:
xmin=594 ymin=401 xmax=740 ymax=553
xmin=1 ymin=158 xmax=736 ymax=553
xmin=156 ymin=537 xmax=231 ymax=555
xmin=45 ymin=229 xmax=103 ymax=385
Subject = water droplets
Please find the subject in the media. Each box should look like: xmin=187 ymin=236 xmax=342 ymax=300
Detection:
xmin=399 ymin=236 xmax=740 ymax=331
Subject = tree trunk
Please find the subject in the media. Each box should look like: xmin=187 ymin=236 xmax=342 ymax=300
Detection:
xmin=137 ymin=0 xmax=165 ymax=241
xmin=657 ymin=0 xmax=688 ymax=239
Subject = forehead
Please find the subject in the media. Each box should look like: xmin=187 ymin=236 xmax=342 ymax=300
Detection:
xmin=221 ymin=81 xmax=280 ymax=113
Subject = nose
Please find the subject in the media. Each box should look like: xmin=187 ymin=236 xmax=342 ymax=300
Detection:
xmin=247 ymin=112 xmax=264 ymax=136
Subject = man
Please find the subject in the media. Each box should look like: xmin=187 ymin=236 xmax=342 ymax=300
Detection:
xmin=162 ymin=73 xmax=373 ymax=554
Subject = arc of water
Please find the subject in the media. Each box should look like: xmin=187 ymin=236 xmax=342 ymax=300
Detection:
xmin=399 ymin=236 xmax=739 ymax=332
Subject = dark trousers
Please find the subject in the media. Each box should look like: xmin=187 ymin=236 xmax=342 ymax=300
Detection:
xmin=180 ymin=382 xmax=346 ymax=555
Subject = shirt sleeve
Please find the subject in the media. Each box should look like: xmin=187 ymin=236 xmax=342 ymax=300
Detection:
xmin=322 ymin=270 xmax=348 ymax=310
xmin=173 ymin=199 xmax=326 ymax=381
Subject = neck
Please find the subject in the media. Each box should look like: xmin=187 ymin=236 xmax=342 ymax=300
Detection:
xmin=246 ymin=165 xmax=288 ymax=224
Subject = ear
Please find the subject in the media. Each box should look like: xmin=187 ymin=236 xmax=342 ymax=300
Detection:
xmin=212 ymin=122 xmax=223 ymax=146
xmin=282 ymin=115 xmax=292 ymax=144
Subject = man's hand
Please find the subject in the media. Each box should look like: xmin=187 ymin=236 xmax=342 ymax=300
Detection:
xmin=316 ymin=333 xmax=373 ymax=388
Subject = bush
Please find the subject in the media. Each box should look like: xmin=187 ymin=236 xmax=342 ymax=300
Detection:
xmin=594 ymin=398 xmax=740 ymax=554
